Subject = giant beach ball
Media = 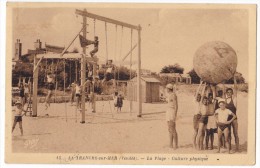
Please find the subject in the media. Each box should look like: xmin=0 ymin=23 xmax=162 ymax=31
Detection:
xmin=193 ymin=41 xmax=237 ymax=84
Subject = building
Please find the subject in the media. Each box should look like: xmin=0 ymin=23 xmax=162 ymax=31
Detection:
xmin=127 ymin=76 xmax=160 ymax=103
xmin=159 ymin=73 xmax=191 ymax=84
xmin=180 ymin=74 xmax=192 ymax=84
xmin=14 ymin=39 xmax=22 ymax=61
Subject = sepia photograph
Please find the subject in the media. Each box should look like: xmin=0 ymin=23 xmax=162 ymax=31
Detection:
xmin=5 ymin=2 xmax=256 ymax=165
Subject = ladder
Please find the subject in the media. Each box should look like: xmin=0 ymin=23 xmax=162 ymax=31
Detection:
xmin=26 ymin=96 xmax=33 ymax=116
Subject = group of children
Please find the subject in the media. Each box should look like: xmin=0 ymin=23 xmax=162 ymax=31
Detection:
xmin=193 ymin=83 xmax=239 ymax=153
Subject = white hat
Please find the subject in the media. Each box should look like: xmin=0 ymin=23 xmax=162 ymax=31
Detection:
xmin=15 ymin=100 xmax=22 ymax=105
xmin=166 ymin=83 xmax=174 ymax=90
xmin=218 ymin=98 xmax=226 ymax=104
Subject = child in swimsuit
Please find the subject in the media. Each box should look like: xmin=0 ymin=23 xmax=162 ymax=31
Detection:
xmin=215 ymin=100 xmax=236 ymax=154
xmin=116 ymin=94 xmax=123 ymax=112
xmin=75 ymin=82 xmax=82 ymax=110
xmin=12 ymin=101 xmax=27 ymax=136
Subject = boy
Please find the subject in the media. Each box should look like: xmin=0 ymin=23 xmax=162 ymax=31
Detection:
xmin=193 ymin=82 xmax=203 ymax=149
xmin=165 ymin=83 xmax=178 ymax=149
xmin=90 ymin=36 xmax=99 ymax=57
xmin=45 ymin=72 xmax=55 ymax=110
xmin=215 ymin=100 xmax=237 ymax=154
xmin=75 ymin=82 xmax=82 ymax=110
xmin=70 ymin=82 xmax=76 ymax=105
xmin=196 ymin=96 xmax=208 ymax=150
xmin=205 ymin=88 xmax=217 ymax=150
xmin=225 ymin=87 xmax=239 ymax=152
xmin=116 ymin=94 xmax=123 ymax=112
xmin=12 ymin=101 xmax=27 ymax=136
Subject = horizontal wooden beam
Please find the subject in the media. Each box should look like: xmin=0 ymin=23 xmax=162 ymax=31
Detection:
xmin=36 ymin=53 xmax=99 ymax=62
xmin=75 ymin=9 xmax=141 ymax=31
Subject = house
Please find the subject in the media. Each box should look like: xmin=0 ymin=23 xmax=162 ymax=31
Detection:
xmin=180 ymin=74 xmax=192 ymax=84
xmin=127 ymin=76 xmax=160 ymax=103
xmin=159 ymin=73 xmax=191 ymax=84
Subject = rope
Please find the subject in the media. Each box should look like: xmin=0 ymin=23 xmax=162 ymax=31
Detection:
xmin=114 ymin=25 xmax=117 ymax=88
xmin=93 ymin=19 xmax=96 ymax=36
xmin=118 ymin=26 xmax=123 ymax=81
xmin=64 ymin=59 xmax=67 ymax=122
xmin=130 ymin=29 xmax=133 ymax=114
xmin=105 ymin=22 xmax=108 ymax=63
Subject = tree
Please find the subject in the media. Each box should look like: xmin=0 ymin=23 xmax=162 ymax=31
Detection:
xmin=225 ymin=72 xmax=245 ymax=84
xmin=188 ymin=69 xmax=201 ymax=84
xmin=188 ymin=69 xmax=246 ymax=84
xmin=160 ymin=64 xmax=184 ymax=74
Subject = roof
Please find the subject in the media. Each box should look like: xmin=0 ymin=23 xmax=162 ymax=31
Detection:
xmin=159 ymin=73 xmax=182 ymax=78
xmin=180 ymin=74 xmax=191 ymax=78
xmin=130 ymin=76 xmax=160 ymax=83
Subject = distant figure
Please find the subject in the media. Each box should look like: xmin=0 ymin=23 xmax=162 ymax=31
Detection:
xmin=113 ymin=91 xmax=118 ymax=110
xmin=116 ymin=94 xmax=123 ymax=112
xmin=90 ymin=36 xmax=99 ymax=57
xmin=18 ymin=83 xmax=25 ymax=106
xmin=70 ymin=82 xmax=76 ymax=105
xmin=12 ymin=100 xmax=26 ymax=136
xmin=215 ymin=100 xmax=237 ymax=154
xmin=45 ymin=72 xmax=55 ymax=112
xmin=165 ymin=83 xmax=178 ymax=149
xmin=24 ymin=83 xmax=29 ymax=105
xmin=75 ymin=82 xmax=82 ymax=110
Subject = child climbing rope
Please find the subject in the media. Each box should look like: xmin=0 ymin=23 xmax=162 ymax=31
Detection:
xmin=12 ymin=100 xmax=27 ymax=136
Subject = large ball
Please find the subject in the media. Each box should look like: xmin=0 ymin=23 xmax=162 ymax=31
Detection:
xmin=193 ymin=41 xmax=237 ymax=84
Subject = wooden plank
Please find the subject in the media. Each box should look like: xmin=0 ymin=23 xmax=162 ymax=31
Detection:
xmin=76 ymin=9 xmax=141 ymax=30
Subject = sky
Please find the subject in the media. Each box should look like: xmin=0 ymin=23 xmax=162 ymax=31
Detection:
xmin=12 ymin=6 xmax=249 ymax=81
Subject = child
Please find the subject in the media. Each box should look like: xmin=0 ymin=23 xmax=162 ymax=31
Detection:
xmin=45 ymin=72 xmax=55 ymax=110
xmin=75 ymin=82 xmax=82 ymax=110
xmin=165 ymin=83 xmax=178 ymax=149
xmin=19 ymin=83 xmax=25 ymax=106
xmin=205 ymin=87 xmax=217 ymax=150
xmin=12 ymin=101 xmax=27 ymax=136
xmin=116 ymin=94 xmax=123 ymax=112
xmin=196 ymin=96 xmax=209 ymax=150
xmin=113 ymin=91 xmax=118 ymax=110
xmin=215 ymin=100 xmax=237 ymax=154
xmin=70 ymin=82 xmax=76 ymax=105
xmin=90 ymin=36 xmax=99 ymax=57
xmin=193 ymin=82 xmax=203 ymax=149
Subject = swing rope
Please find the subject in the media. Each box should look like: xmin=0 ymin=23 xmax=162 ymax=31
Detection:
xmin=63 ymin=59 xmax=68 ymax=122
xmin=118 ymin=26 xmax=124 ymax=82
xmin=129 ymin=29 xmax=133 ymax=114
xmin=114 ymin=25 xmax=118 ymax=88
xmin=105 ymin=22 xmax=109 ymax=63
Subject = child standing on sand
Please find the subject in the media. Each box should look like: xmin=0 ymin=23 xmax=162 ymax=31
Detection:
xmin=116 ymin=94 xmax=123 ymax=112
xmin=215 ymin=100 xmax=236 ymax=154
xmin=165 ymin=83 xmax=178 ymax=150
xmin=12 ymin=100 xmax=27 ymax=136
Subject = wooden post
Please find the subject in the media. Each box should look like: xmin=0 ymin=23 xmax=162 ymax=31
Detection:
xmin=137 ymin=25 xmax=142 ymax=117
xmin=80 ymin=9 xmax=87 ymax=124
xmin=32 ymin=55 xmax=39 ymax=117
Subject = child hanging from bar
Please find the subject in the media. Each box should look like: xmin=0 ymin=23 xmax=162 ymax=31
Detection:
xmin=45 ymin=71 xmax=55 ymax=111
xmin=12 ymin=100 xmax=27 ymax=136
xmin=90 ymin=36 xmax=99 ymax=57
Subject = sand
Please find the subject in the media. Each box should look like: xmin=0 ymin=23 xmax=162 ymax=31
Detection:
xmin=11 ymin=90 xmax=248 ymax=154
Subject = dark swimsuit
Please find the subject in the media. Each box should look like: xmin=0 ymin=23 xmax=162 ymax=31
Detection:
xmin=218 ymin=122 xmax=230 ymax=131
xmin=226 ymin=98 xmax=237 ymax=120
